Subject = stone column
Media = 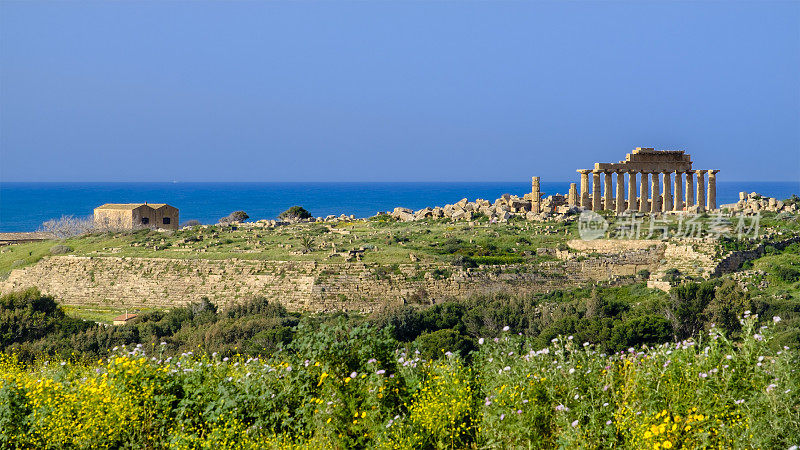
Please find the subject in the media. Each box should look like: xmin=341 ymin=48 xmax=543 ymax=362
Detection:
xmin=627 ymin=171 xmax=637 ymax=211
xmin=578 ymin=170 xmax=591 ymax=209
xmin=707 ymin=170 xmax=719 ymax=211
xmin=531 ymin=176 xmax=541 ymax=214
xmin=639 ymin=171 xmax=649 ymax=213
xmin=685 ymin=171 xmax=695 ymax=207
xmin=568 ymin=183 xmax=578 ymax=206
xmin=662 ymin=171 xmax=673 ymax=212
xmin=592 ymin=171 xmax=602 ymax=212
xmin=650 ymin=172 xmax=661 ymax=213
xmin=674 ymin=171 xmax=684 ymax=211
xmin=615 ymin=171 xmax=625 ymax=214
xmin=604 ymin=171 xmax=613 ymax=211
xmin=696 ymin=170 xmax=706 ymax=212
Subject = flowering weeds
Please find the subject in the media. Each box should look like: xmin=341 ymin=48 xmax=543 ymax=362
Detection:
xmin=0 ymin=317 xmax=798 ymax=448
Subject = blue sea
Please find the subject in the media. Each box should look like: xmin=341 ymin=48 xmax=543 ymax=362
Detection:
xmin=1 ymin=181 xmax=798 ymax=232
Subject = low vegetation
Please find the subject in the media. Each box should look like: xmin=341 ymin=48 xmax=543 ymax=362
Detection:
xmin=0 ymin=218 xmax=575 ymax=276
xmin=0 ymin=315 xmax=796 ymax=448
xmin=0 ymin=206 xmax=798 ymax=447
xmin=2 ymin=208 xmax=796 ymax=278
xmin=2 ymin=236 xmax=800 ymax=362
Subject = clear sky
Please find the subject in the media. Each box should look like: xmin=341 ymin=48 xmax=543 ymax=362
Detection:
xmin=1 ymin=1 xmax=798 ymax=182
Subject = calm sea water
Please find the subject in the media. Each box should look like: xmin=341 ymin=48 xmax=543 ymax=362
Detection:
xmin=1 ymin=181 xmax=798 ymax=232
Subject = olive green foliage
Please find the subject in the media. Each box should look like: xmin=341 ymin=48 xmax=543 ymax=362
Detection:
xmin=414 ymin=328 xmax=476 ymax=361
xmin=0 ymin=293 xmax=299 ymax=363
xmin=0 ymin=283 xmax=689 ymax=364
xmin=48 ymin=245 xmax=72 ymax=255
xmin=219 ymin=210 xmax=250 ymax=224
xmin=0 ymin=289 xmax=93 ymax=360
xmin=668 ymin=282 xmax=717 ymax=340
xmin=431 ymin=237 xmax=525 ymax=265
xmin=1 ymin=317 xmax=797 ymax=449
xmin=279 ymin=206 xmax=312 ymax=221
xmin=371 ymin=284 xmax=678 ymax=354
xmin=704 ymin=279 xmax=750 ymax=335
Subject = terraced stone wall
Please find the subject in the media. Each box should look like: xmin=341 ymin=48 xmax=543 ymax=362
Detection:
xmin=0 ymin=248 xmax=663 ymax=312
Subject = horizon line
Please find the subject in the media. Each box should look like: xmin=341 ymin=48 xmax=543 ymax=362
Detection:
xmin=1 ymin=180 xmax=800 ymax=184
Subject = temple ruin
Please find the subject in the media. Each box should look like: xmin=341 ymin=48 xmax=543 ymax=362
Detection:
xmin=569 ymin=147 xmax=719 ymax=213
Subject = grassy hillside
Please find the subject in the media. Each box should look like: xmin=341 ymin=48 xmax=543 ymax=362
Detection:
xmin=0 ymin=218 xmax=576 ymax=277
xmin=3 ymin=210 xmax=798 ymax=278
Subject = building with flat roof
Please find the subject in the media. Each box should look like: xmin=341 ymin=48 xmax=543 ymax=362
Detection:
xmin=94 ymin=203 xmax=179 ymax=230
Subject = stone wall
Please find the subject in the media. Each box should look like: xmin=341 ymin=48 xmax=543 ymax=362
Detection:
xmin=712 ymin=236 xmax=800 ymax=277
xmin=568 ymin=238 xmax=727 ymax=285
xmin=0 ymin=247 xmax=664 ymax=312
xmin=567 ymin=239 xmax=661 ymax=253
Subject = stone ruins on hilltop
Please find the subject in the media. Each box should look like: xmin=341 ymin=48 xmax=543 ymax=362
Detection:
xmin=389 ymin=147 xmax=725 ymax=223
xmin=571 ymin=147 xmax=719 ymax=213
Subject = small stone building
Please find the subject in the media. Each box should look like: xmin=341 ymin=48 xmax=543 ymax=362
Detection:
xmin=94 ymin=203 xmax=179 ymax=231
xmin=112 ymin=313 xmax=138 ymax=326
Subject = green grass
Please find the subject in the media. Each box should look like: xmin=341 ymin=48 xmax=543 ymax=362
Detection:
xmin=60 ymin=304 xmax=156 ymax=324
xmin=748 ymin=250 xmax=800 ymax=299
xmin=1 ymin=219 xmax=578 ymax=276
xmin=0 ymin=241 xmax=54 ymax=277
xmin=1 ymin=212 xmax=798 ymax=278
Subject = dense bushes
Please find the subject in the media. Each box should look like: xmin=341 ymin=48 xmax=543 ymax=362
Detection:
xmin=0 ymin=317 xmax=796 ymax=448
xmin=372 ymin=284 xmax=676 ymax=353
xmin=414 ymin=328 xmax=476 ymax=361
xmin=3 ymin=276 xmax=796 ymax=365
xmin=774 ymin=264 xmax=800 ymax=283
xmin=0 ymin=289 xmax=93 ymax=360
xmin=0 ymin=293 xmax=299 ymax=363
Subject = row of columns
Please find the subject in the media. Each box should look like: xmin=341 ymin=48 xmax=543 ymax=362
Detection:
xmin=575 ymin=169 xmax=719 ymax=213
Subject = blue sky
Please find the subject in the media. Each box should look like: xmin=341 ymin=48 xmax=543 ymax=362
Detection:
xmin=1 ymin=1 xmax=798 ymax=182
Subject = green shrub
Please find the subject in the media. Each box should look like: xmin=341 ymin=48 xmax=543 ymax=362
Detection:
xmin=773 ymin=265 xmax=800 ymax=283
xmin=668 ymin=281 xmax=716 ymax=340
xmin=662 ymin=268 xmax=681 ymax=283
xmin=49 ymin=245 xmax=72 ymax=255
xmin=219 ymin=210 xmax=250 ymax=224
xmin=279 ymin=206 xmax=312 ymax=221
xmin=704 ymin=279 xmax=750 ymax=334
xmin=451 ymin=255 xmax=478 ymax=268
xmin=609 ymin=315 xmax=673 ymax=351
xmin=414 ymin=328 xmax=476 ymax=360
xmin=431 ymin=268 xmax=451 ymax=279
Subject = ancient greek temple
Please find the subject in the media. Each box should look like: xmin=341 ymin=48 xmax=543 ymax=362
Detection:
xmin=567 ymin=147 xmax=719 ymax=213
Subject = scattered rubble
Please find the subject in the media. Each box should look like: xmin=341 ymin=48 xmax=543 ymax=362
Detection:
xmin=721 ymin=192 xmax=798 ymax=214
xmin=390 ymin=193 xmax=578 ymax=223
